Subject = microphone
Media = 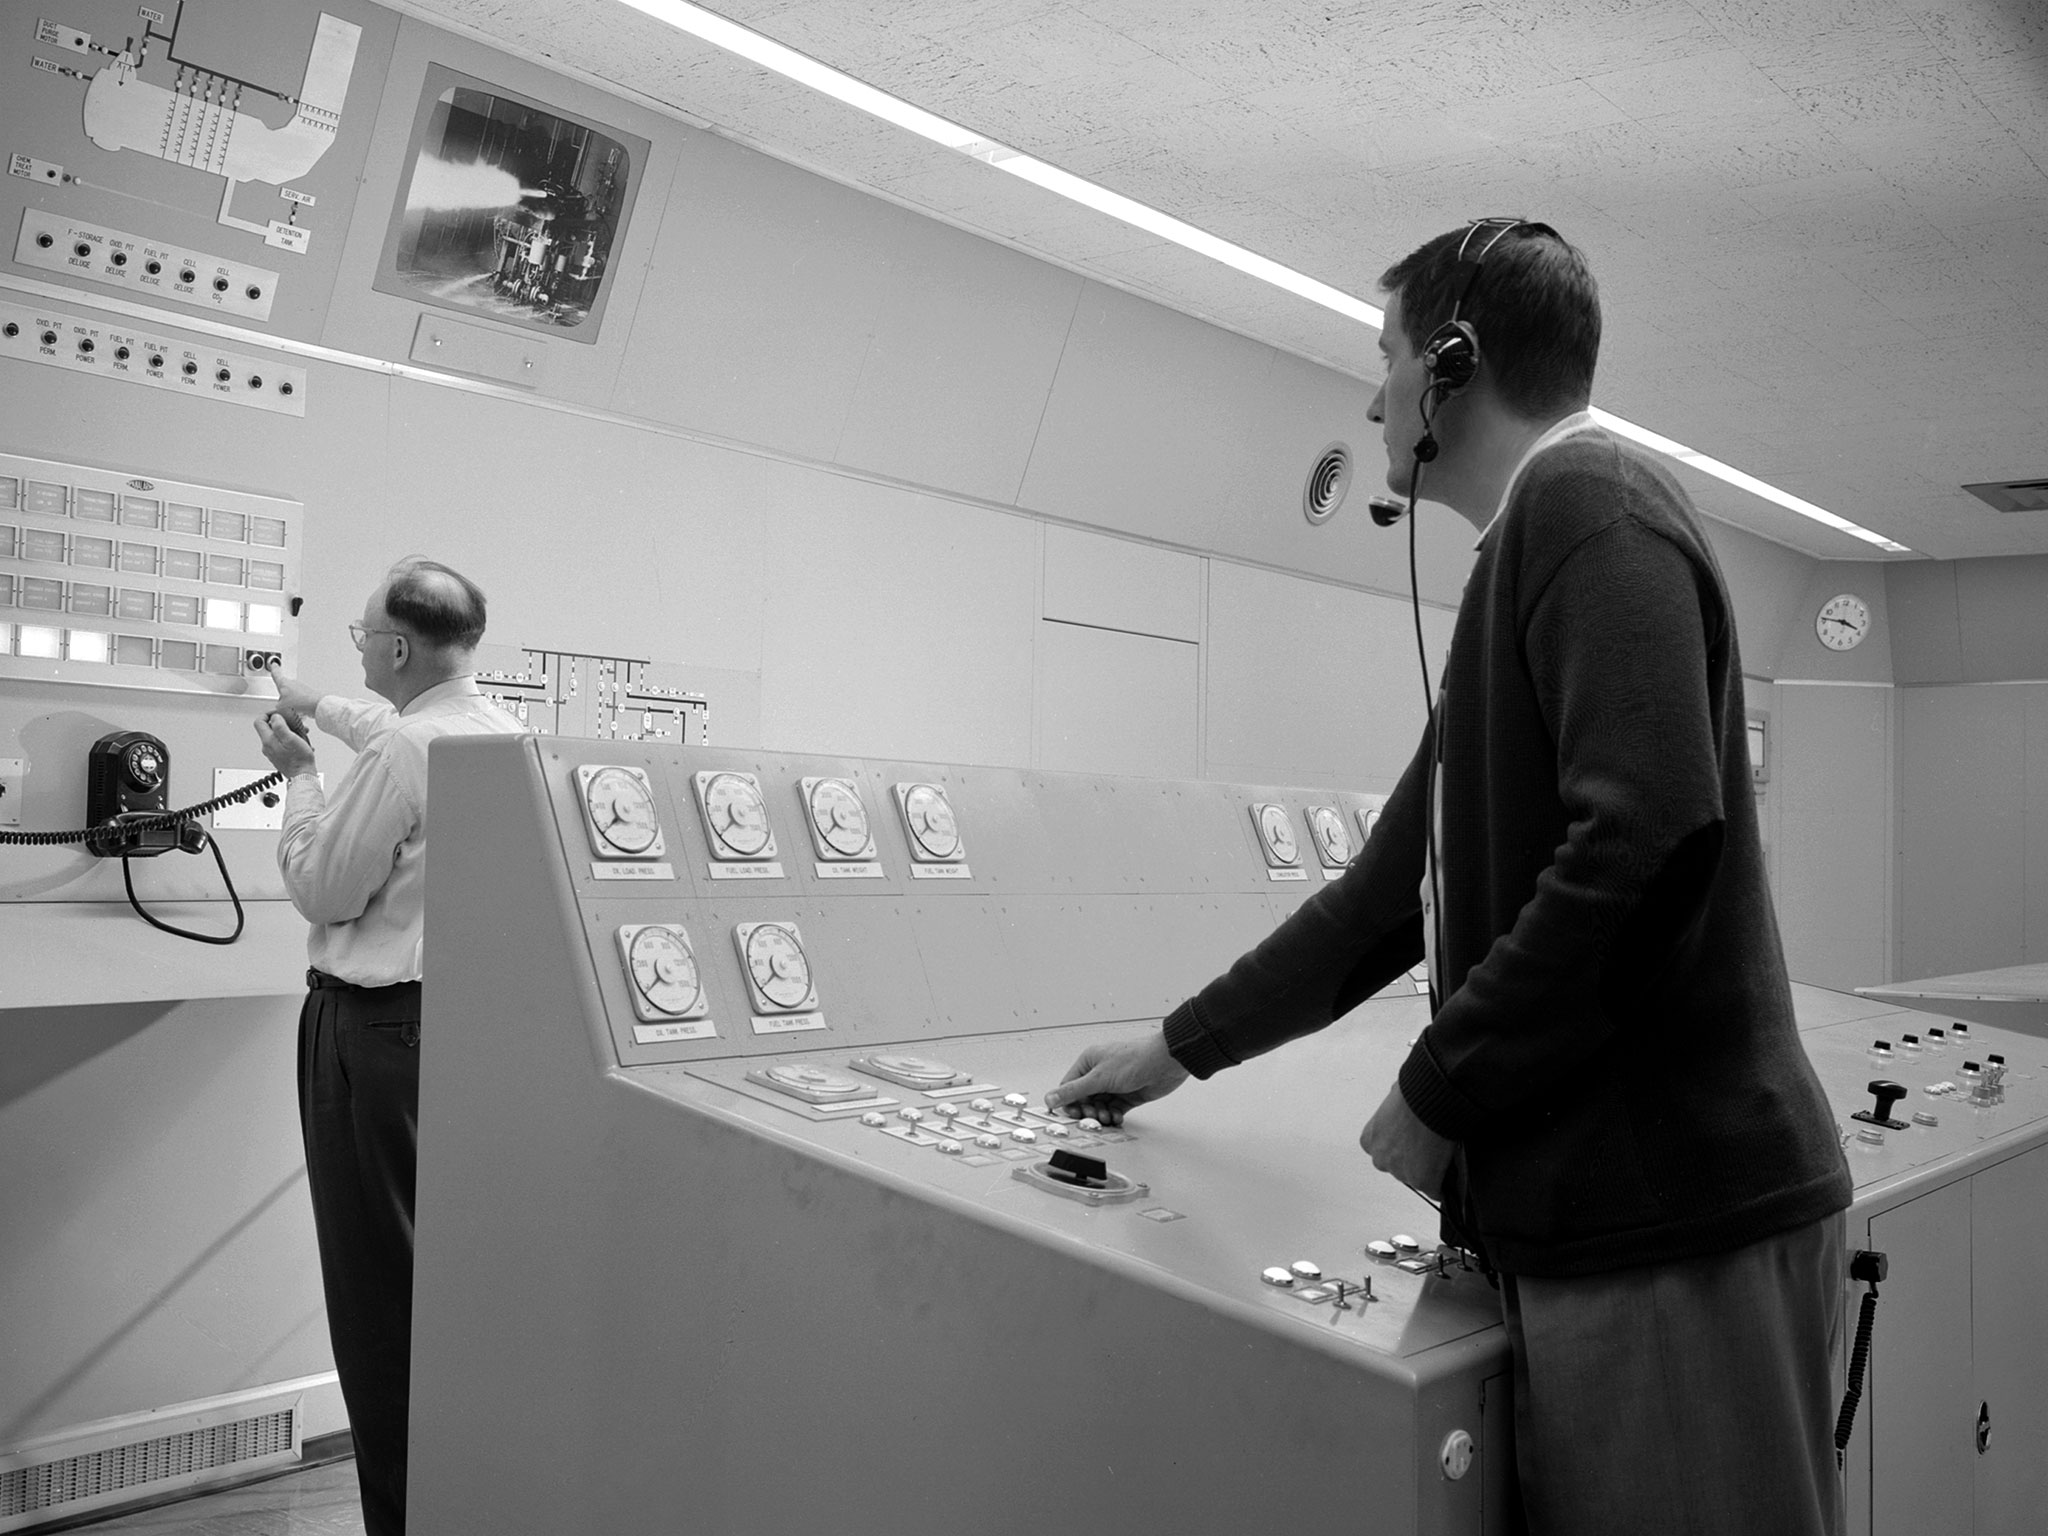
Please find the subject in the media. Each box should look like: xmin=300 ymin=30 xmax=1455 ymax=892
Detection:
xmin=1369 ymin=496 xmax=1406 ymax=527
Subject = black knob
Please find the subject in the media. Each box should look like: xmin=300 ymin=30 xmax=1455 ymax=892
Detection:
xmin=1866 ymin=1080 xmax=1906 ymax=1118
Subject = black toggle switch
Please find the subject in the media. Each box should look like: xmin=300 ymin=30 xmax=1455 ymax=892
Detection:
xmin=1852 ymin=1080 xmax=1909 ymax=1131
xmin=1044 ymin=1150 xmax=1110 ymax=1189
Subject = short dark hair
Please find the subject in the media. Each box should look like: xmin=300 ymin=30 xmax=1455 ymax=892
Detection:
xmin=1378 ymin=221 xmax=1601 ymax=417
xmin=384 ymin=558 xmax=487 ymax=651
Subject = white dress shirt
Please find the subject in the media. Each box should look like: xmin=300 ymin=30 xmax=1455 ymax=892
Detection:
xmin=278 ymin=675 xmax=521 ymax=986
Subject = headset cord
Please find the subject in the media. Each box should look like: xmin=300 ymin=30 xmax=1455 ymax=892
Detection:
xmin=121 ymin=826 xmax=247 ymax=945
xmin=1834 ymin=1274 xmax=1881 ymax=1469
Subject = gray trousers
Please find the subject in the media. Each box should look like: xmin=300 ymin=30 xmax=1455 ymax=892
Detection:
xmin=1502 ymin=1211 xmax=1847 ymax=1536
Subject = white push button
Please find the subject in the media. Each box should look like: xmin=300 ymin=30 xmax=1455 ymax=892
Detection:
xmin=1913 ymin=1111 xmax=1939 ymax=1127
xmin=975 ymin=1135 xmax=1002 ymax=1150
xmin=1261 ymin=1266 xmax=1295 ymax=1287
xmin=1012 ymin=1128 xmax=1037 ymax=1144
xmin=1077 ymin=1117 xmax=1103 ymax=1132
xmin=969 ymin=1098 xmax=994 ymax=1112
xmin=899 ymin=1107 xmax=925 ymax=1123
xmin=1392 ymin=1234 xmax=1421 ymax=1255
xmin=1366 ymin=1240 xmax=1397 ymax=1260
xmin=1290 ymin=1260 xmax=1322 ymax=1281
xmin=859 ymin=1112 xmax=886 ymax=1127
xmin=1002 ymin=1092 xmax=1030 ymax=1109
xmin=936 ymin=1139 xmax=963 ymax=1155
xmin=934 ymin=1102 xmax=961 ymax=1118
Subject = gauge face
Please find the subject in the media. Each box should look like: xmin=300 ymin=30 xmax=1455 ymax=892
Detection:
xmin=700 ymin=771 xmax=773 ymax=858
xmin=872 ymin=1053 xmax=956 ymax=1083
xmin=1816 ymin=592 xmax=1871 ymax=651
xmin=901 ymin=783 xmax=961 ymax=860
xmin=621 ymin=925 xmax=703 ymax=1018
xmin=1255 ymin=803 xmax=1299 ymax=865
xmin=1357 ymin=805 xmax=1384 ymax=844
xmin=742 ymin=922 xmax=815 ymax=1011
xmin=765 ymin=1063 xmax=859 ymax=1094
xmin=581 ymin=766 xmax=663 ymax=857
xmin=806 ymin=778 xmax=873 ymax=859
xmin=1307 ymin=805 xmax=1352 ymax=865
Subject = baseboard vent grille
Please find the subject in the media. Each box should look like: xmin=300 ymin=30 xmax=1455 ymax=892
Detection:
xmin=0 ymin=1381 xmax=313 ymax=1532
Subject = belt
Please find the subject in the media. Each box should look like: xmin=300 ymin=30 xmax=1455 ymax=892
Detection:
xmin=306 ymin=967 xmax=422 ymax=995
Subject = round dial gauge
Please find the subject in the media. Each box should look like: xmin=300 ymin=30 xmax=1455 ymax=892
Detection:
xmin=1257 ymin=804 xmax=1299 ymax=865
xmin=807 ymin=778 xmax=872 ymax=858
xmin=869 ymin=1053 xmax=958 ymax=1084
xmin=1816 ymin=593 xmax=1871 ymax=651
xmin=584 ymin=766 xmax=661 ymax=856
xmin=1307 ymin=806 xmax=1352 ymax=865
xmin=626 ymin=926 xmax=701 ymax=1017
xmin=744 ymin=923 xmax=814 ymax=1010
xmin=902 ymin=784 xmax=961 ymax=860
xmin=765 ymin=1063 xmax=860 ymax=1095
xmin=702 ymin=772 xmax=772 ymax=857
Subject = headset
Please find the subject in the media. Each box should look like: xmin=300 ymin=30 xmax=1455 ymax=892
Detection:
xmin=1413 ymin=216 xmax=1524 ymax=464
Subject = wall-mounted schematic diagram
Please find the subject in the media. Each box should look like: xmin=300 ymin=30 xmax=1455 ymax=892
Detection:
xmin=476 ymin=646 xmax=709 ymax=744
xmin=33 ymin=4 xmax=361 ymax=254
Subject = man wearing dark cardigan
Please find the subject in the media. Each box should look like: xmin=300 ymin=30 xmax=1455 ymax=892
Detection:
xmin=1046 ymin=220 xmax=1852 ymax=1534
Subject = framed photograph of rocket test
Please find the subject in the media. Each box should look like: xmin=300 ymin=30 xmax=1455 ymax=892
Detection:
xmin=374 ymin=64 xmax=649 ymax=343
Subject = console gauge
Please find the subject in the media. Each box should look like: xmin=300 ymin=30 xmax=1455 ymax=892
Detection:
xmin=1305 ymin=805 xmax=1352 ymax=868
xmin=696 ymin=770 xmax=776 ymax=860
xmin=1251 ymin=803 xmax=1300 ymax=867
xmin=577 ymin=765 xmax=665 ymax=859
xmin=735 ymin=921 xmax=817 ymax=1012
xmin=801 ymin=776 xmax=876 ymax=860
xmin=1356 ymin=803 xmax=1385 ymax=845
xmin=895 ymin=782 xmax=963 ymax=862
xmin=851 ymin=1052 xmax=969 ymax=1089
xmin=615 ymin=924 xmax=707 ymax=1021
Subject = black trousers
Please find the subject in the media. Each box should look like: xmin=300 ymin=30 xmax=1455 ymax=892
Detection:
xmin=298 ymin=970 xmax=423 ymax=1536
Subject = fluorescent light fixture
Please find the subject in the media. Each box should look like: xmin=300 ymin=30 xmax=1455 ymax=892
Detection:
xmin=1590 ymin=410 xmax=1912 ymax=553
xmin=613 ymin=0 xmax=1911 ymax=554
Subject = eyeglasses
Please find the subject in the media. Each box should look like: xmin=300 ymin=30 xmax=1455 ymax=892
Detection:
xmin=349 ymin=622 xmax=404 ymax=651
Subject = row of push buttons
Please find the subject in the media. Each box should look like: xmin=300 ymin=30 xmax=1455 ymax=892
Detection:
xmin=858 ymin=1093 xmax=1112 ymax=1159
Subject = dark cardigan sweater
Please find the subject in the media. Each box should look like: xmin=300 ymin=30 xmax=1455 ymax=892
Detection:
xmin=1164 ymin=430 xmax=1852 ymax=1277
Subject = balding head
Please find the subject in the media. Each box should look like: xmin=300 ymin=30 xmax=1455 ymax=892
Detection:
xmin=383 ymin=558 xmax=488 ymax=655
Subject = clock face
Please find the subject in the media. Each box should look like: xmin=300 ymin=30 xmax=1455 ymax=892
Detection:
xmin=1816 ymin=593 xmax=1871 ymax=651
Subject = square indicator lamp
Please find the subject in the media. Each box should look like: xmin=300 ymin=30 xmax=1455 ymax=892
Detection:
xmin=734 ymin=921 xmax=819 ymax=1014
xmin=615 ymin=923 xmax=711 ymax=1024
xmin=1304 ymin=805 xmax=1353 ymax=869
xmin=893 ymin=781 xmax=965 ymax=863
xmin=576 ymin=764 xmax=665 ymax=859
xmin=800 ymin=776 xmax=876 ymax=861
xmin=1250 ymin=803 xmax=1302 ymax=870
xmin=695 ymin=770 xmax=776 ymax=861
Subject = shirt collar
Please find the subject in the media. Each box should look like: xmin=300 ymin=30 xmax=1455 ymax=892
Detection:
xmin=1472 ymin=409 xmax=1601 ymax=549
xmin=399 ymin=673 xmax=483 ymax=716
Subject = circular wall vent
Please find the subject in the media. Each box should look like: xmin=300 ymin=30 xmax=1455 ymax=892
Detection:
xmin=1303 ymin=443 xmax=1350 ymax=525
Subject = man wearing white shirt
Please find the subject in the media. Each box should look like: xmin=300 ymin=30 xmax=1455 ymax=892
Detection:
xmin=254 ymin=558 xmax=519 ymax=1536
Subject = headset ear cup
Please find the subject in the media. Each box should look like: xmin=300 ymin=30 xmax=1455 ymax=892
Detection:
xmin=1422 ymin=320 xmax=1481 ymax=391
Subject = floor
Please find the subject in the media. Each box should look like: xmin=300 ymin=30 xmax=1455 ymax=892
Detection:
xmin=65 ymin=1461 xmax=364 ymax=1536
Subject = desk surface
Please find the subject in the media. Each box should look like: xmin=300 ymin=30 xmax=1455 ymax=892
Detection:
xmin=1858 ymin=962 xmax=2048 ymax=1004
